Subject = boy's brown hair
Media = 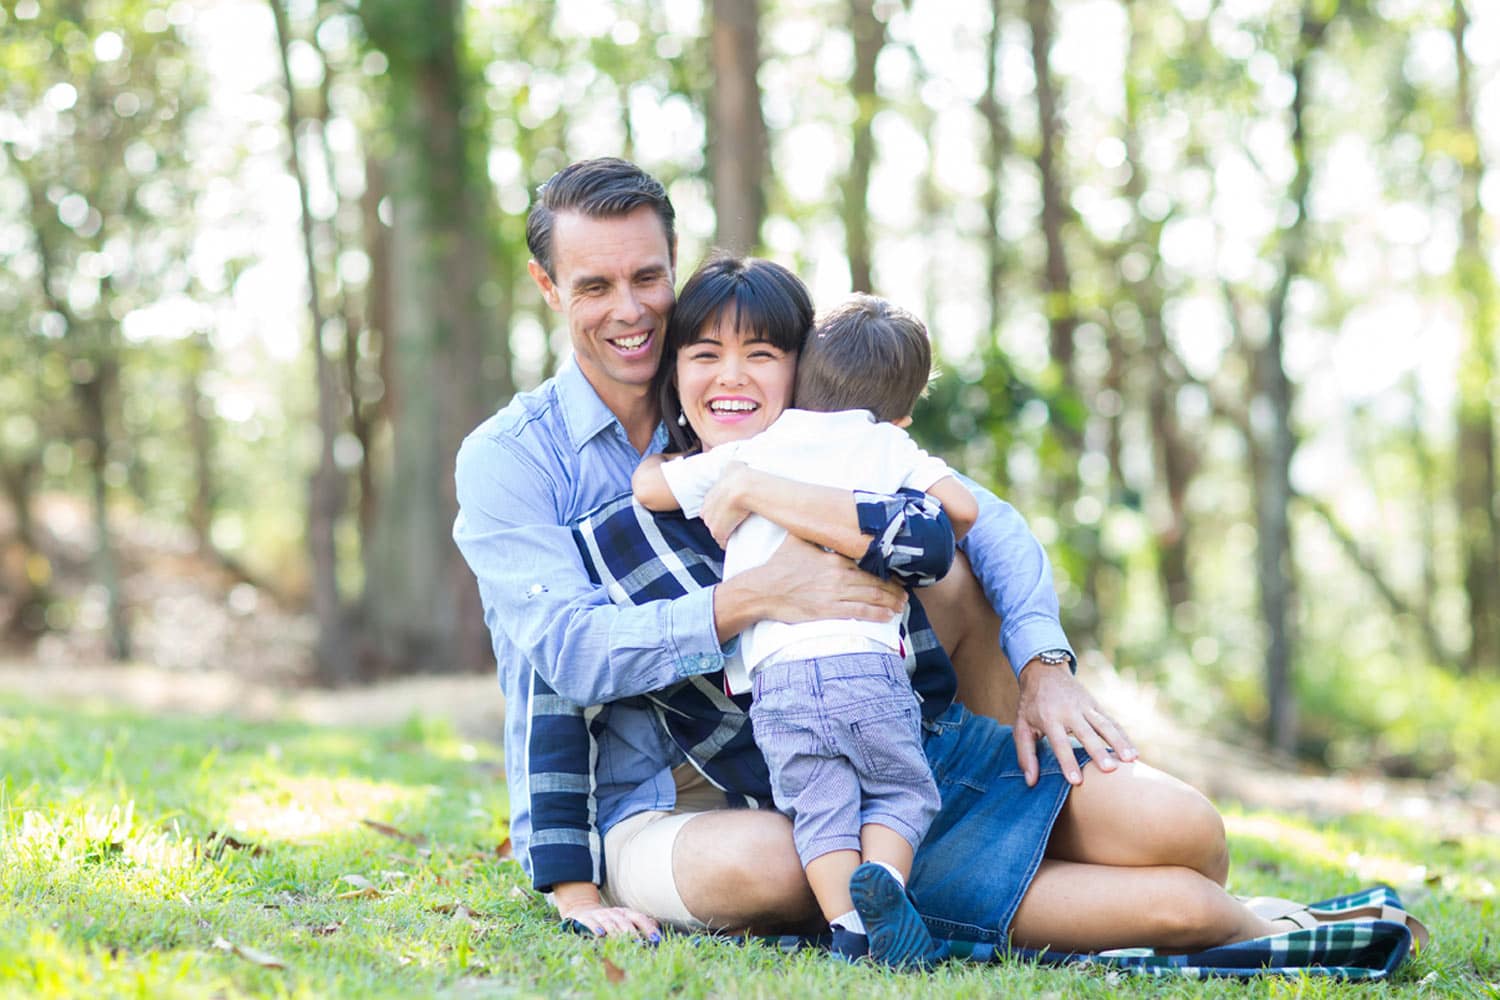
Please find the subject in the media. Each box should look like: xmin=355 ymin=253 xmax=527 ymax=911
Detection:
xmin=794 ymin=293 xmax=931 ymax=422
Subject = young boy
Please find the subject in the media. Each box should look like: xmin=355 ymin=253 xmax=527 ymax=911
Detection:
xmin=633 ymin=294 xmax=976 ymax=965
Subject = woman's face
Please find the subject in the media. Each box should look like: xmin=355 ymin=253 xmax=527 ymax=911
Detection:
xmin=675 ymin=312 xmax=797 ymax=451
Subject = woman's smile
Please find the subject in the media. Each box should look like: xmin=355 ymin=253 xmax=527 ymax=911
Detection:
xmin=676 ymin=314 xmax=797 ymax=450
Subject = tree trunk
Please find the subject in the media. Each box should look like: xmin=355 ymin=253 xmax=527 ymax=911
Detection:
xmin=1452 ymin=0 xmax=1500 ymax=673
xmin=77 ymin=366 xmax=131 ymax=660
xmin=1123 ymin=0 xmax=1193 ymax=610
xmin=980 ymin=0 xmax=1009 ymax=339
xmin=1256 ymin=7 xmax=1327 ymax=754
xmin=0 ymin=454 xmax=50 ymax=640
xmin=709 ymin=0 xmax=767 ymax=254
xmin=1027 ymin=0 xmax=1097 ymax=640
xmin=182 ymin=330 xmax=215 ymax=551
xmin=270 ymin=0 xmax=355 ymax=684
xmin=361 ymin=0 xmax=510 ymax=674
xmin=842 ymin=0 xmax=884 ymax=292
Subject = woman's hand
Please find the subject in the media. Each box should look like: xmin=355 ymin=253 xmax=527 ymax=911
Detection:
xmin=552 ymin=881 xmax=661 ymax=940
xmin=700 ymin=461 xmax=757 ymax=546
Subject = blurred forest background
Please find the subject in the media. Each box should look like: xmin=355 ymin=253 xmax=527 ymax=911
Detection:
xmin=0 ymin=0 xmax=1497 ymax=784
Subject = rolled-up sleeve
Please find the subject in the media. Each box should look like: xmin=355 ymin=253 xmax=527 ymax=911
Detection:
xmin=453 ymin=433 xmax=726 ymax=707
xmin=853 ymin=487 xmax=956 ymax=586
xmin=955 ymin=474 xmax=1074 ymax=677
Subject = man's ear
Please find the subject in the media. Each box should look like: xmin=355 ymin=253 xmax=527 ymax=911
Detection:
xmin=527 ymin=259 xmax=563 ymax=312
xmin=893 ymin=415 xmax=913 ymax=429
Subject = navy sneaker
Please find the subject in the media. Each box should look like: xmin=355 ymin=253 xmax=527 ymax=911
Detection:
xmin=829 ymin=927 xmax=869 ymax=962
xmin=848 ymin=863 xmax=949 ymax=969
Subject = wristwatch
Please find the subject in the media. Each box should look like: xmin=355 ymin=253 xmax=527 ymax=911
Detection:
xmin=1035 ymin=649 xmax=1074 ymax=668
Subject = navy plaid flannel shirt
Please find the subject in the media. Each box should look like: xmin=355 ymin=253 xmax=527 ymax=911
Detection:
xmin=526 ymin=488 xmax=960 ymax=892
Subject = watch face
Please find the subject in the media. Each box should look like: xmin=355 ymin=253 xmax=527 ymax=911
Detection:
xmin=1038 ymin=650 xmax=1071 ymax=665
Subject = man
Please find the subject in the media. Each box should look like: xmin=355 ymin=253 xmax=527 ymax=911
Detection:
xmin=453 ymin=157 xmax=1139 ymax=940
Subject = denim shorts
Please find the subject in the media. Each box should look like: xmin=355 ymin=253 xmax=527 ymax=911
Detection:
xmin=909 ymin=702 xmax=1090 ymax=943
xmin=749 ymin=652 xmax=940 ymax=867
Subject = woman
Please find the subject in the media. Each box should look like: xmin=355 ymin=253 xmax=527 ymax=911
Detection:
xmin=556 ymin=254 xmax=1399 ymax=956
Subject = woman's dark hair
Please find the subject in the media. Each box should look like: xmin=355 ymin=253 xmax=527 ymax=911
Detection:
xmin=655 ymin=254 xmax=814 ymax=452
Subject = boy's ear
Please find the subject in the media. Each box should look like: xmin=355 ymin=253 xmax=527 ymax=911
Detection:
xmin=528 ymin=259 xmax=563 ymax=312
xmin=893 ymin=415 xmax=913 ymax=429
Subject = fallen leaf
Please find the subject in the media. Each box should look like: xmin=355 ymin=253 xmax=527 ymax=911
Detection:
xmin=361 ymin=819 xmax=427 ymax=845
xmin=213 ymin=937 xmax=286 ymax=970
xmin=336 ymin=874 xmax=385 ymax=900
xmin=602 ymin=957 xmax=626 ymax=984
xmin=205 ymin=831 xmax=265 ymax=856
xmin=494 ymin=838 xmax=512 ymax=859
xmin=302 ymin=922 xmax=343 ymax=936
xmin=337 ymin=887 xmax=385 ymax=900
xmin=429 ymin=901 xmax=478 ymax=918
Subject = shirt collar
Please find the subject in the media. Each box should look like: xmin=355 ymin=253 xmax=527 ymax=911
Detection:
xmin=556 ymin=356 xmax=667 ymax=453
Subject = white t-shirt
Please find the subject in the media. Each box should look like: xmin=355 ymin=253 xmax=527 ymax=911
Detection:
xmin=660 ymin=408 xmax=954 ymax=694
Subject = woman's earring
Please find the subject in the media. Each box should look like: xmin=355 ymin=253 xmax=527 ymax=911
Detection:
xmin=677 ymin=411 xmax=688 ymax=427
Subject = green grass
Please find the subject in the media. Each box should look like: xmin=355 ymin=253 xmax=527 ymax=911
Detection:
xmin=0 ymin=697 xmax=1495 ymax=999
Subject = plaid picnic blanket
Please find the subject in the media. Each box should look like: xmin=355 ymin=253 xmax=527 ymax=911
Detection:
xmin=748 ymin=886 xmax=1416 ymax=980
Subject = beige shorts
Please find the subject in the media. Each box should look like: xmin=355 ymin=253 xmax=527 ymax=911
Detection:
xmin=596 ymin=764 xmax=728 ymax=931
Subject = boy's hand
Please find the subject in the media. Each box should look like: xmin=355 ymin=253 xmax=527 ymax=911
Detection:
xmin=700 ymin=461 xmax=754 ymax=546
xmin=1014 ymin=659 xmax=1137 ymax=786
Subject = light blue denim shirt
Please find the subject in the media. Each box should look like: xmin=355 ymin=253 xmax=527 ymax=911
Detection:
xmin=453 ymin=359 xmax=1072 ymax=875
xmin=453 ymin=358 xmax=726 ymax=866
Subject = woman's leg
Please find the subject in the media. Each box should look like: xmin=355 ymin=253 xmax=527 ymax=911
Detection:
xmin=1047 ymin=758 xmax=1230 ymax=885
xmin=1010 ymin=860 xmax=1276 ymax=952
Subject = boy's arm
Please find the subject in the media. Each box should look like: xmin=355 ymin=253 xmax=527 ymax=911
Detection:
xmin=631 ymin=454 xmax=680 ymax=512
xmin=925 ymin=475 xmax=978 ymax=540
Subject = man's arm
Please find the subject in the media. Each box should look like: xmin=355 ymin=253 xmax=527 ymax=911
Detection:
xmin=455 ymin=432 xmax=731 ymax=706
xmin=455 ymin=434 xmax=910 ymax=705
xmin=957 ymin=475 xmax=1137 ymax=785
xmin=525 ymin=669 xmax=658 ymax=939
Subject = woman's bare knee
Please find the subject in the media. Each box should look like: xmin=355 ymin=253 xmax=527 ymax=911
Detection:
xmin=1055 ymin=762 xmax=1229 ymax=883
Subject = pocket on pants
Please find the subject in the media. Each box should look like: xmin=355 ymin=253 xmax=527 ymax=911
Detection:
xmin=848 ymin=702 xmax=921 ymax=780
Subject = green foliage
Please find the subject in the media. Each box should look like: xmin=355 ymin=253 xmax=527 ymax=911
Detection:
xmin=1 ymin=695 xmax=1493 ymax=997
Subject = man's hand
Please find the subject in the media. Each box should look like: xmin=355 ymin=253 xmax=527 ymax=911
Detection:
xmin=552 ymin=881 xmax=660 ymax=940
xmin=714 ymin=534 xmax=906 ymax=642
xmin=1014 ymin=659 xmax=1137 ymax=787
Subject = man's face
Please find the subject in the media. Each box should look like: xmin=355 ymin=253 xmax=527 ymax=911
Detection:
xmin=528 ymin=205 xmax=675 ymax=405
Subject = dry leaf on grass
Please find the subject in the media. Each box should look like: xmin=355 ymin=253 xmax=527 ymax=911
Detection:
xmin=301 ymin=922 xmax=343 ymax=936
xmin=494 ymin=838 xmax=512 ymax=859
xmin=601 ymin=957 xmax=626 ymax=983
xmin=203 ymin=831 xmax=265 ymax=857
xmin=212 ymin=937 xmax=286 ymax=970
xmin=361 ymin=818 xmax=427 ymax=845
xmin=336 ymin=874 xmax=386 ymax=899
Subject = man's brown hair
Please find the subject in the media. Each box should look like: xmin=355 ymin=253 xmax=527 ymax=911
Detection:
xmin=794 ymin=294 xmax=931 ymax=422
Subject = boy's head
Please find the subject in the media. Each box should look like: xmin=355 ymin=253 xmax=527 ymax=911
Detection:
xmin=794 ymin=294 xmax=931 ymax=423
